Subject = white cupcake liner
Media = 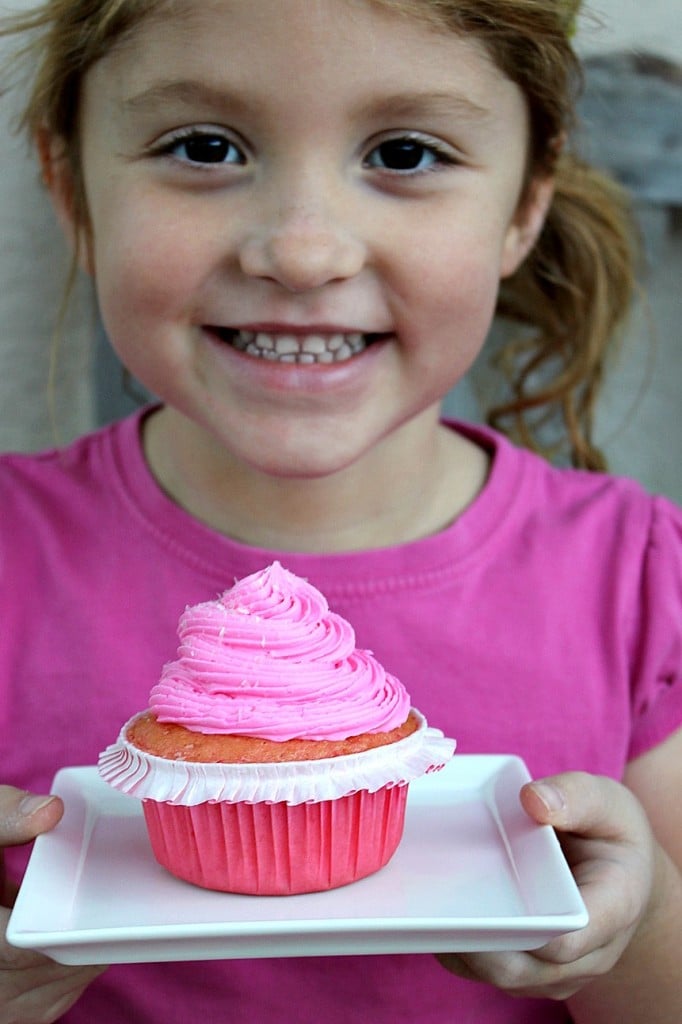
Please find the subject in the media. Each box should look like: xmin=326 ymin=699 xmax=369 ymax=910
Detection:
xmin=97 ymin=709 xmax=455 ymax=806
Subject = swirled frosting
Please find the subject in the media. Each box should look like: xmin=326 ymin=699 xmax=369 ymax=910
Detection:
xmin=149 ymin=562 xmax=411 ymax=741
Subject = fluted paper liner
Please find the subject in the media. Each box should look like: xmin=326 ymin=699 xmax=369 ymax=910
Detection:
xmin=98 ymin=709 xmax=455 ymax=806
xmin=142 ymin=785 xmax=410 ymax=894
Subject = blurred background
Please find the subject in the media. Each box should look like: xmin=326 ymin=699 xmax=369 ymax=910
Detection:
xmin=0 ymin=0 xmax=680 ymax=500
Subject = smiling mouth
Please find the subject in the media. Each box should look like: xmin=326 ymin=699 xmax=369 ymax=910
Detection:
xmin=208 ymin=328 xmax=390 ymax=364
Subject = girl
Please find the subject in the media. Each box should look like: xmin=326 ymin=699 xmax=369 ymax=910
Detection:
xmin=1 ymin=1 xmax=680 ymax=1021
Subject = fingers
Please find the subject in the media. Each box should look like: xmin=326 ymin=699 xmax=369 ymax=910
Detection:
xmin=0 ymin=787 xmax=107 ymax=1020
xmin=0 ymin=786 xmax=64 ymax=848
xmin=436 ymin=774 xmax=660 ymax=1002
xmin=531 ymin=855 xmax=641 ymax=964
xmin=522 ymin=772 xmax=654 ymax=938
xmin=518 ymin=772 xmax=656 ymax=979
xmin=0 ymin=919 xmax=107 ymax=1019
xmin=521 ymin=772 xmax=649 ymax=844
xmin=436 ymin=948 xmax=595 ymax=1001
xmin=10 ymin=963 xmax=108 ymax=1022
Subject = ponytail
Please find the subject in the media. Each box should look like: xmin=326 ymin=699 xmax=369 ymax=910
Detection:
xmin=490 ymin=154 xmax=639 ymax=470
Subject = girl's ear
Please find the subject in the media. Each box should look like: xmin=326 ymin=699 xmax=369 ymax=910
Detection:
xmin=500 ymin=172 xmax=555 ymax=279
xmin=36 ymin=128 xmax=94 ymax=275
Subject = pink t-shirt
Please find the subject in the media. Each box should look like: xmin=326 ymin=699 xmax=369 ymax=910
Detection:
xmin=1 ymin=409 xmax=680 ymax=1024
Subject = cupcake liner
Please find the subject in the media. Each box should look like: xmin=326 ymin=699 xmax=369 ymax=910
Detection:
xmin=142 ymin=784 xmax=409 ymax=895
xmin=98 ymin=709 xmax=455 ymax=806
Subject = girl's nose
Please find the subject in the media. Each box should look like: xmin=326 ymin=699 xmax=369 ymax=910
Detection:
xmin=238 ymin=205 xmax=366 ymax=293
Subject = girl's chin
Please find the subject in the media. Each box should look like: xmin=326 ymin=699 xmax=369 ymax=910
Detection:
xmin=154 ymin=398 xmax=382 ymax=477
xmin=217 ymin=427 xmax=383 ymax=481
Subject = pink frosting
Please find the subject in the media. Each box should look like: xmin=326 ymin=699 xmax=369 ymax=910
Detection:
xmin=149 ymin=562 xmax=411 ymax=741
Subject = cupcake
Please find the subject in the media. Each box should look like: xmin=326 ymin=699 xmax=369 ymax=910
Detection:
xmin=98 ymin=562 xmax=455 ymax=895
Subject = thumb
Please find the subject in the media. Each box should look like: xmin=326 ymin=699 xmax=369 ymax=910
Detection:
xmin=520 ymin=771 xmax=637 ymax=841
xmin=0 ymin=785 xmax=64 ymax=847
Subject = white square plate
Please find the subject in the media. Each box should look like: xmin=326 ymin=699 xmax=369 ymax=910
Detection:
xmin=7 ymin=756 xmax=588 ymax=965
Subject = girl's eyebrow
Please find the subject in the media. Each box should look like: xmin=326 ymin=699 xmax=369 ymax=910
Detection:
xmin=119 ymin=79 xmax=492 ymax=124
xmin=120 ymin=79 xmax=252 ymax=118
xmin=359 ymin=91 xmax=493 ymax=124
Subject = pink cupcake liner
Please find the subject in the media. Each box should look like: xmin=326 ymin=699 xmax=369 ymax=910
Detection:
xmin=142 ymin=783 xmax=409 ymax=895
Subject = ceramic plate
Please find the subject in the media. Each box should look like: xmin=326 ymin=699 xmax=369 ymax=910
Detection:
xmin=7 ymin=756 xmax=588 ymax=965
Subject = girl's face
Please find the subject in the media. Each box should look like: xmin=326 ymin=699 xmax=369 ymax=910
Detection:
xmin=54 ymin=0 xmax=550 ymax=480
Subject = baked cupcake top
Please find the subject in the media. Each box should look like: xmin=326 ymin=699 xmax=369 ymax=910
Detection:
xmin=98 ymin=562 xmax=455 ymax=805
xmin=150 ymin=561 xmax=410 ymax=741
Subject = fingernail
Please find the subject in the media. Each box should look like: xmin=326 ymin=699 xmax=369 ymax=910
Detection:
xmin=531 ymin=782 xmax=565 ymax=813
xmin=19 ymin=794 xmax=55 ymax=817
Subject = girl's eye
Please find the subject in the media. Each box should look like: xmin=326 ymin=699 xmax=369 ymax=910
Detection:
xmin=365 ymin=137 xmax=451 ymax=174
xmin=159 ymin=132 xmax=246 ymax=166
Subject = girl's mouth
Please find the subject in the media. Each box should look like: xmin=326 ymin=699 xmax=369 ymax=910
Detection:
xmin=207 ymin=328 xmax=390 ymax=365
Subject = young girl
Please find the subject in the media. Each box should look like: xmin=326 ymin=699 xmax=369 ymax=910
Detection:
xmin=1 ymin=1 xmax=680 ymax=1021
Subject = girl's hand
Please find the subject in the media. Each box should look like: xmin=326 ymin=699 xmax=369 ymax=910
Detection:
xmin=436 ymin=771 xmax=668 ymax=1002
xmin=0 ymin=786 xmax=106 ymax=1024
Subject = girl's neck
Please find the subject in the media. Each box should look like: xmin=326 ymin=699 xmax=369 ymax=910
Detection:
xmin=142 ymin=406 xmax=489 ymax=553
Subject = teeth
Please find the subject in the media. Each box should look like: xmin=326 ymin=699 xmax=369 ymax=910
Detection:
xmin=301 ymin=335 xmax=328 ymax=355
xmin=230 ymin=332 xmax=249 ymax=352
xmin=273 ymin=335 xmax=299 ymax=356
xmin=225 ymin=330 xmax=372 ymax=364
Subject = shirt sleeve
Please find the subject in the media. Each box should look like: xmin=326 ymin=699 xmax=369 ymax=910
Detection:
xmin=628 ymin=494 xmax=682 ymax=760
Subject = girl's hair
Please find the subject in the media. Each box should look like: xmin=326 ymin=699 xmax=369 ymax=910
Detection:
xmin=1 ymin=0 xmax=638 ymax=469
